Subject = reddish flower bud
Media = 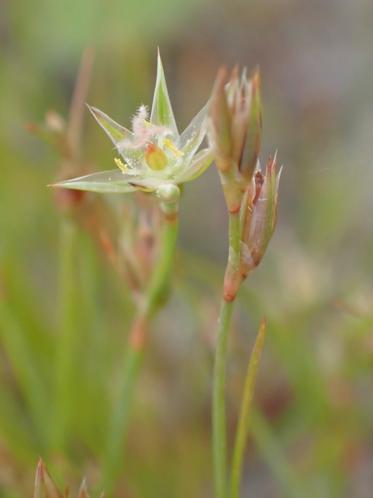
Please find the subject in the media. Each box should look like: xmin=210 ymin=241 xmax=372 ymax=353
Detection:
xmin=208 ymin=66 xmax=263 ymax=213
xmin=208 ymin=66 xmax=262 ymax=177
xmin=240 ymin=155 xmax=281 ymax=277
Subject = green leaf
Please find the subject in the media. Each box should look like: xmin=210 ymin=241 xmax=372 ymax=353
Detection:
xmin=230 ymin=319 xmax=266 ymax=498
xmin=150 ymin=50 xmax=178 ymax=135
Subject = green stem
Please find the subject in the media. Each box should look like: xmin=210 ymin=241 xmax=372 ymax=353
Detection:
xmin=213 ymin=298 xmax=235 ymax=498
xmin=52 ymin=219 xmax=79 ymax=451
xmin=230 ymin=320 xmax=266 ymax=498
xmin=213 ymin=212 xmax=241 ymax=498
xmin=102 ymin=214 xmax=179 ymax=491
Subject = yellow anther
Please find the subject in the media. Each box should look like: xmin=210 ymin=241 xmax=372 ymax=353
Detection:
xmin=163 ymin=138 xmax=184 ymax=158
xmin=114 ymin=157 xmax=128 ymax=173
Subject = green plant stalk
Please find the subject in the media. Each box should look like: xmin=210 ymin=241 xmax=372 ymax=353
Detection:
xmin=102 ymin=214 xmax=179 ymax=491
xmin=213 ymin=211 xmax=241 ymax=498
xmin=0 ymin=299 xmax=48 ymax=451
xmin=51 ymin=219 xmax=79 ymax=451
xmin=230 ymin=319 xmax=266 ymax=498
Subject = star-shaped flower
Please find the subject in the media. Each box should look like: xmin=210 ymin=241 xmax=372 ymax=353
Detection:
xmin=54 ymin=52 xmax=213 ymax=198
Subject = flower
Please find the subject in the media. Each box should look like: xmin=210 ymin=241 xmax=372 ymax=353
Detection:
xmin=54 ymin=52 xmax=213 ymax=204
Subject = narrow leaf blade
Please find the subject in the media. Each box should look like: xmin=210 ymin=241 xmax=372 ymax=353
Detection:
xmin=230 ymin=319 xmax=266 ymax=498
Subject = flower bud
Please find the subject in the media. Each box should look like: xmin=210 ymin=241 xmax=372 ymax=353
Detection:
xmin=240 ymin=155 xmax=281 ymax=277
xmin=208 ymin=66 xmax=263 ymax=213
xmin=208 ymin=66 xmax=262 ymax=178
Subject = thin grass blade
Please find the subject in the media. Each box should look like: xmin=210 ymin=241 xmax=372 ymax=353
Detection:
xmin=230 ymin=319 xmax=266 ymax=498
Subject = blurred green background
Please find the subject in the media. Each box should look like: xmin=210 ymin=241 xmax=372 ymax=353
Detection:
xmin=1 ymin=0 xmax=373 ymax=497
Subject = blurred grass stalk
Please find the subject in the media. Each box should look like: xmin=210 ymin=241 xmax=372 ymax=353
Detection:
xmin=51 ymin=219 xmax=79 ymax=450
xmin=102 ymin=213 xmax=179 ymax=491
xmin=47 ymin=48 xmax=94 ymax=451
xmin=0 ymin=285 xmax=49 ymax=451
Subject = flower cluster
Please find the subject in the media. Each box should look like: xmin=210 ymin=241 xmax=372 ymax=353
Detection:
xmin=208 ymin=66 xmax=281 ymax=300
xmin=51 ymin=54 xmax=282 ymax=300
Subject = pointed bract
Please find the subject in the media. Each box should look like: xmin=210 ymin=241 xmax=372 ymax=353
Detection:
xmin=208 ymin=66 xmax=232 ymax=170
xmin=34 ymin=459 xmax=43 ymax=498
xmin=78 ymin=479 xmax=90 ymax=498
xmin=179 ymin=102 xmax=209 ymax=159
xmin=176 ymin=149 xmax=213 ymax=183
xmin=150 ymin=51 xmax=178 ymax=135
xmin=54 ymin=170 xmax=137 ymax=193
xmin=54 ymin=170 xmax=161 ymax=193
xmin=34 ymin=459 xmax=63 ymax=498
xmin=239 ymin=68 xmax=262 ymax=180
xmin=87 ymin=105 xmax=132 ymax=147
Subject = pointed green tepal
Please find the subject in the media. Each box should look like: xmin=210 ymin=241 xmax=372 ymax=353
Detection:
xmin=87 ymin=105 xmax=132 ymax=147
xmin=53 ymin=170 xmax=139 ymax=194
xmin=150 ymin=50 xmax=178 ymax=135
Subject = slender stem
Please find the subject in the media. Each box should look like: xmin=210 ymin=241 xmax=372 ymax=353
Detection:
xmin=213 ymin=298 xmax=234 ymax=498
xmin=52 ymin=219 xmax=79 ymax=450
xmin=230 ymin=319 xmax=266 ymax=498
xmin=213 ymin=212 xmax=241 ymax=498
xmin=102 ymin=214 xmax=179 ymax=491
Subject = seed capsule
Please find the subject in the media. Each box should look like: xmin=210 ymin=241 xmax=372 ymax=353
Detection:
xmin=145 ymin=142 xmax=168 ymax=171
